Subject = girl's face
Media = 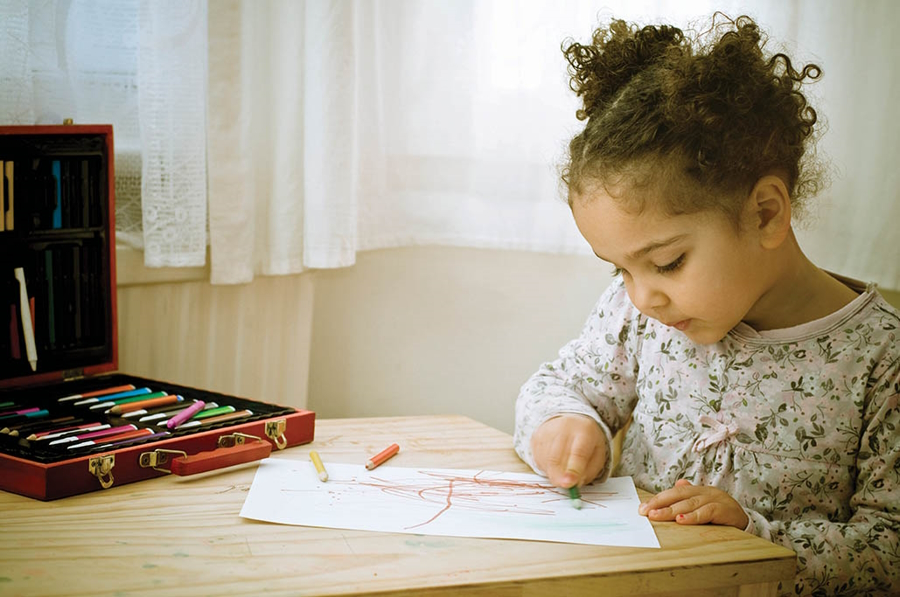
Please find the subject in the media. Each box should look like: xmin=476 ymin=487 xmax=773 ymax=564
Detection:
xmin=572 ymin=186 xmax=772 ymax=345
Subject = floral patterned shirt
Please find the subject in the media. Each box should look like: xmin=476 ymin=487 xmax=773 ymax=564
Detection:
xmin=514 ymin=276 xmax=900 ymax=596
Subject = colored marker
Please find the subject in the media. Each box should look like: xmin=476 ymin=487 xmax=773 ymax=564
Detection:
xmin=73 ymin=387 xmax=152 ymax=406
xmin=0 ymin=409 xmax=48 ymax=421
xmin=90 ymin=391 xmax=167 ymax=410
xmin=158 ymin=405 xmax=235 ymax=426
xmin=3 ymin=415 xmax=78 ymax=435
xmin=95 ymin=431 xmax=171 ymax=449
xmin=58 ymin=384 xmax=137 ymax=402
xmin=47 ymin=424 xmax=137 ymax=446
xmin=166 ymin=400 xmax=205 ymax=429
xmin=108 ymin=394 xmax=181 ymax=415
xmin=191 ymin=405 xmax=236 ymax=419
xmin=365 ymin=443 xmax=400 ymax=470
xmin=138 ymin=402 xmax=219 ymax=422
xmin=51 ymin=160 xmax=62 ymax=228
xmin=309 ymin=450 xmax=328 ymax=482
xmin=568 ymin=486 xmax=583 ymax=510
xmin=0 ymin=407 xmax=40 ymax=417
xmin=14 ymin=267 xmax=37 ymax=371
xmin=28 ymin=422 xmax=104 ymax=441
xmin=174 ymin=409 xmax=252 ymax=429
xmin=67 ymin=428 xmax=154 ymax=450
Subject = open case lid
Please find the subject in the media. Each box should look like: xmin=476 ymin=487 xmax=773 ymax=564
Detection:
xmin=0 ymin=125 xmax=118 ymax=390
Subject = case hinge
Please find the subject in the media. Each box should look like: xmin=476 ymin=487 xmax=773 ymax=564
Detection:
xmin=217 ymin=432 xmax=261 ymax=448
xmin=88 ymin=454 xmax=115 ymax=489
xmin=265 ymin=419 xmax=287 ymax=450
xmin=139 ymin=448 xmax=187 ymax=473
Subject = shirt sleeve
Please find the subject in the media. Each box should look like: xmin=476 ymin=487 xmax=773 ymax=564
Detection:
xmin=744 ymin=356 xmax=900 ymax=596
xmin=514 ymin=278 xmax=643 ymax=482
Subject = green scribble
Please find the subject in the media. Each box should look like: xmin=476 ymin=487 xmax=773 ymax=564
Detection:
xmin=404 ymin=538 xmax=454 ymax=549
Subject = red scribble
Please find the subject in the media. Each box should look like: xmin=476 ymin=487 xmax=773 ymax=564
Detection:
xmin=329 ymin=470 xmax=614 ymax=530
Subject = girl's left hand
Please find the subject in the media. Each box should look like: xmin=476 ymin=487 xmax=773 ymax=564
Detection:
xmin=638 ymin=479 xmax=749 ymax=530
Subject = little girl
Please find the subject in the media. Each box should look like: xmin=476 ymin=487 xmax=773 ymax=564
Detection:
xmin=514 ymin=14 xmax=899 ymax=597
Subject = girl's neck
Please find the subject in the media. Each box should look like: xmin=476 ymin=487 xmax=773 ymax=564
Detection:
xmin=744 ymin=233 xmax=859 ymax=332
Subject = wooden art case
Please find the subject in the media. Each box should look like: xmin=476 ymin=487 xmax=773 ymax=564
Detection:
xmin=0 ymin=125 xmax=314 ymax=500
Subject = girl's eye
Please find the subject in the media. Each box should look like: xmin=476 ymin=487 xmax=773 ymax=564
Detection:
xmin=656 ymin=254 xmax=685 ymax=274
xmin=611 ymin=266 xmax=627 ymax=277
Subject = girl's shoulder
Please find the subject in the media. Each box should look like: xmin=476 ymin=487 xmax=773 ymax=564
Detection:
xmin=729 ymin=277 xmax=899 ymax=349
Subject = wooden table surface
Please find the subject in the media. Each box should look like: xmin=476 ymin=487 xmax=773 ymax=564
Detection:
xmin=0 ymin=415 xmax=796 ymax=596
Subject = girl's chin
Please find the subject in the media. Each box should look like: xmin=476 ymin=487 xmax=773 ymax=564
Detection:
xmin=680 ymin=324 xmax=729 ymax=345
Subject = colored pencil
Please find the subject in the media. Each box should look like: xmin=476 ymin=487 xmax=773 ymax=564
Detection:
xmin=365 ymin=443 xmax=400 ymax=470
xmin=108 ymin=395 xmax=181 ymax=415
xmin=67 ymin=428 xmax=155 ymax=450
xmin=309 ymin=451 xmax=328 ymax=482
xmin=58 ymin=384 xmax=136 ymax=402
xmin=47 ymin=424 xmax=137 ymax=445
xmin=165 ymin=400 xmax=205 ymax=429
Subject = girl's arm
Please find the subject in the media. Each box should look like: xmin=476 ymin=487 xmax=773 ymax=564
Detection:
xmin=514 ymin=278 xmax=642 ymax=484
xmin=746 ymin=364 xmax=900 ymax=596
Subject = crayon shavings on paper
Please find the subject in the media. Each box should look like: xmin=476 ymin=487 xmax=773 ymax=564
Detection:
xmin=239 ymin=459 xmax=659 ymax=548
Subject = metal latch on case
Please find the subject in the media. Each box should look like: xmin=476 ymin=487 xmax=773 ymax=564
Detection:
xmin=88 ymin=454 xmax=116 ymax=489
xmin=265 ymin=419 xmax=287 ymax=449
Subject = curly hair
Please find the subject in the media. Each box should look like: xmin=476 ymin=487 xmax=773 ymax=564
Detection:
xmin=561 ymin=13 xmax=825 ymax=222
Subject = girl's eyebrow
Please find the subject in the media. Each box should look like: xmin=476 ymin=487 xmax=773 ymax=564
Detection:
xmin=593 ymin=234 xmax=687 ymax=264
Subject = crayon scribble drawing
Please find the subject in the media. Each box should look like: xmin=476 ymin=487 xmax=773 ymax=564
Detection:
xmin=349 ymin=470 xmax=615 ymax=530
xmin=240 ymin=460 xmax=659 ymax=548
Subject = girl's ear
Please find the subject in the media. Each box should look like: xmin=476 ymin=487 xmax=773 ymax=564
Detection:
xmin=747 ymin=174 xmax=792 ymax=249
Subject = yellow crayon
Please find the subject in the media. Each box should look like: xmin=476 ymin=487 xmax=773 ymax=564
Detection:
xmin=309 ymin=450 xmax=328 ymax=482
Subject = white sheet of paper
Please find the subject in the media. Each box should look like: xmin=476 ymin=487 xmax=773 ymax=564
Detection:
xmin=239 ymin=459 xmax=660 ymax=548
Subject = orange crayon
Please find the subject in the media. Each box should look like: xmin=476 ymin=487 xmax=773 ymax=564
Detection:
xmin=365 ymin=443 xmax=400 ymax=470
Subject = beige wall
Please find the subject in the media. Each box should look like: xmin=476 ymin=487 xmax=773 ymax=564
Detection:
xmin=307 ymin=247 xmax=611 ymax=434
xmin=117 ymin=269 xmax=315 ymax=410
xmin=117 ymin=246 xmax=900 ymax=435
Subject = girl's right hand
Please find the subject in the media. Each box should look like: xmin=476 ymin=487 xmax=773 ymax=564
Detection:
xmin=531 ymin=414 xmax=607 ymax=489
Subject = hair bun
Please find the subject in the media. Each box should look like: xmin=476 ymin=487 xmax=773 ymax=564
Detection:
xmin=564 ymin=21 xmax=685 ymax=120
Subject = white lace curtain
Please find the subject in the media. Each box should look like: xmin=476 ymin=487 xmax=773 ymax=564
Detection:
xmin=0 ymin=0 xmax=207 ymax=268
xmin=3 ymin=1 xmax=898 ymax=288
xmin=208 ymin=0 xmax=899 ymax=288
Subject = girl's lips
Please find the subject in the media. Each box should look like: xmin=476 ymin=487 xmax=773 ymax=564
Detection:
xmin=671 ymin=319 xmax=691 ymax=331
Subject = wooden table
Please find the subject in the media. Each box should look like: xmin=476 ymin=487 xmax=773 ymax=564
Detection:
xmin=0 ymin=415 xmax=796 ymax=596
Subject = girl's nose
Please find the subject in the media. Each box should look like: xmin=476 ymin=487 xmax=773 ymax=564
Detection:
xmin=627 ymin=279 xmax=668 ymax=315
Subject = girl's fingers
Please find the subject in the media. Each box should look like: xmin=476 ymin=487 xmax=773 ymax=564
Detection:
xmin=545 ymin=431 xmax=576 ymax=486
xmin=640 ymin=485 xmax=704 ymax=516
xmin=675 ymin=502 xmax=718 ymax=525
xmin=563 ymin=431 xmax=600 ymax=486
xmin=639 ymin=486 xmax=688 ymax=514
